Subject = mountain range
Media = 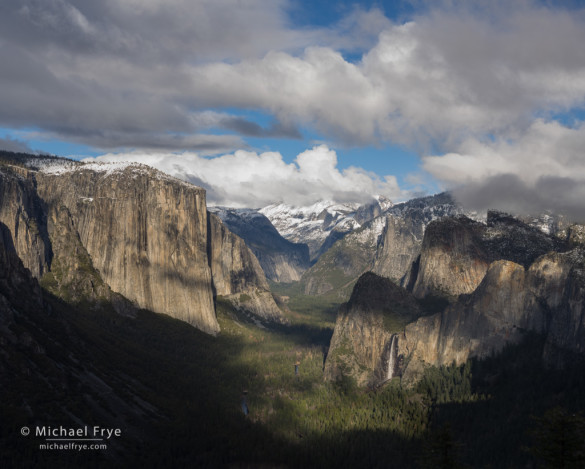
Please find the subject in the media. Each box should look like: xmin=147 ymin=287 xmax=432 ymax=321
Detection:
xmin=2 ymin=150 xmax=585 ymax=468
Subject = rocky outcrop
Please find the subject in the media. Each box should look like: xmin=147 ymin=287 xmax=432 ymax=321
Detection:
xmin=372 ymin=215 xmax=420 ymax=284
xmin=411 ymin=216 xmax=490 ymax=299
xmin=369 ymin=192 xmax=468 ymax=288
xmin=400 ymin=248 xmax=585 ymax=383
xmin=0 ymin=220 xmax=43 ymax=315
xmin=402 ymin=260 xmax=528 ymax=383
xmin=354 ymin=196 xmax=392 ymax=225
xmin=40 ymin=204 xmax=135 ymax=316
xmin=482 ymin=211 xmax=565 ymax=267
xmin=0 ymin=155 xmax=288 ymax=334
xmin=527 ymin=249 xmax=585 ymax=361
xmin=35 ymin=164 xmax=219 ymax=334
xmin=0 ymin=166 xmax=50 ymax=278
xmin=0 ymin=219 xmax=157 ymax=458
xmin=566 ymin=224 xmax=585 ymax=247
xmin=210 ymin=207 xmax=310 ymax=283
xmin=409 ymin=212 xmax=566 ymax=301
xmin=327 ymin=211 xmax=582 ymax=387
xmin=300 ymin=194 xmax=473 ymax=300
xmin=207 ymin=213 xmax=285 ymax=323
xmin=324 ymin=272 xmax=423 ymax=386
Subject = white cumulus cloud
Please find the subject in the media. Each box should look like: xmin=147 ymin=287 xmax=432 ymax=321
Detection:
xmin=86 ymin=145 xmax=405 ymax=208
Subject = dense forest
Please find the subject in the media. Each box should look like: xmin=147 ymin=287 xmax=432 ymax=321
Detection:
xmin=2 ymin=280 xmax=585 ymax=468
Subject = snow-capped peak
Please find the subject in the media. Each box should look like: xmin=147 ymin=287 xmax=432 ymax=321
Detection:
xmin=259 ymin=199 xmax=389 ymax=259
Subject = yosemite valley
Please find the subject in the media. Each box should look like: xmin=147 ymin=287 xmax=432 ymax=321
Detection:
xmin=2 ymin=151 xmax=585 ymax=468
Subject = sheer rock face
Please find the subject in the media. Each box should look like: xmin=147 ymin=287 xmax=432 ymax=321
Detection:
xmin=324 ymin=301 xmax=394 ymax=387
xmin=210 ymin=208 xmax=310 ymax=283
xmin=0 ymin=220 xmax=157 ymax=450
xmin=0 ymin=167 xmax=50 ymax=278
xmin=527 ymin=250 xmax=585 ymax=360
xmin=372 ymin=215 xmax=421 ymax=284
xmin=0 ymin=220 xmax=43 ymax=315
xmin=328 ymin=212 xmax=582 ymax=387
xmin=411 ymin=216 xmax=491 ymax=300
xmin=567 ymin=224 xmax=585 ymax=247
xmin=401 ymin=250 xmax=585 ymax=383
xmin=207 ymin=213 xmax=285 ymax=324
xmin=409 ymin=212 xmax=566 ymax=301
xmin=0 ymin=220 xmax=46 ymax=377
xmin=0 ymin=160 xmax=286 ymax=333
xmin=403 ymin=260 xmax=528 ymax=384
xmin=324 ymin=273 xmax=422 ymax=387
xmin=41 ymin=204 xmax=135 ymax=316
xmin=371 ymin=194 xmax=466 ymax=291
xmin=207 ymin=213 xmax=269 ymax=295
xmin=35 ymin=166 xmax=219 ymax=334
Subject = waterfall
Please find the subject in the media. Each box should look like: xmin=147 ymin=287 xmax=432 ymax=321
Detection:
xmin=386 ymin=334 xmax=398 ymax=381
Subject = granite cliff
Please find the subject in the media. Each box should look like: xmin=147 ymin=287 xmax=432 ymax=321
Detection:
xmin=210 ymin=207 xmax=310 ymax=283
xmin=34 ymin=162 xmax=220 ymax=333
xmin=301 ymin=192 xmax=466 ymax=299
xmin=371 ymin=215 xmax=420 ymax=284
xmin=326 ymin=213 xmax=581 ymax=387
xmin=0 ymin=216 xmax=155 ymax=456
xmin=402 ymin=248 xmax=585 ymax=383
xmin=0 ymin=155 xmax=285 ymax=334
xmin=0 ymin=165 xmax=50 ymax=279
xmin=324 ymin=272 xmax=424 ymax=386
xmin=207 ymin=212 xmax=285 ymax=324
xmin=409 ymin=212 xmax=565 ymax=300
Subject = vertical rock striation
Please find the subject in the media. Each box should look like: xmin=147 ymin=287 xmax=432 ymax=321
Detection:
xmin=0 ymin=166 xmax=50 ymax=278
xmin=372 ymin=215 xmax=420 ymax=284
xmin=210 ymin=207 xmax=310 ymax=283
xmin=324 ymin=272 xmax=423 ymax=386
xmin=401 ymin=249 xmax=585 ymax=382
xmin=207 ymin=213 xmax=285 ymax=323
xmin=35 ymin=165 xmax=219 ymax=334
xmin=327 ymin=213 xmax=581 ymax=387
xmin=408 ymin=212 xmax=566 ymax=301
xmin=411 ymin=216 xmax=490 ymax=300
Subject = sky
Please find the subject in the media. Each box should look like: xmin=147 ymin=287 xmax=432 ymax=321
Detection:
xmin=1 ymin=0 xmax=585 ymax=215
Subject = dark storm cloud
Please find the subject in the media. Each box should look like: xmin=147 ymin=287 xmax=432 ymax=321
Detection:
xmin=453 ymin=174 xmax=585 ymax=221
xmin=0 ymin=136 xmax=34 ymax=153
xmin=0 ymin=0 xmax=309 ymax=152
xmin=221 ymin=118 xmax=302 ymax=139
xmin=0 ymin=0 xmax=398 ymax=153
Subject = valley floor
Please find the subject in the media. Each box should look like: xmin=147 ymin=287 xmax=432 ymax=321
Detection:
xmin=2 ymin=286 xmax=585 ymax=468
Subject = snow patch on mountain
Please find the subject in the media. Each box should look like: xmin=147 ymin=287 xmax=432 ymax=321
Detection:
xmin=260 ymin=200 xmax=363 ymax=258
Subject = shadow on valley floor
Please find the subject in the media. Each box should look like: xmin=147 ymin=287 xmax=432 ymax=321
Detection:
xmin=0 ymin=290 xmax=285 ymax=468
xmin=0 ymin=289 xmax=416 ymax=468
xmin=418 ymin=334 xmax=585 ymax=468
xmin=0 ymin=289 xmax=429 ymax=469
xmin=4 ymin=288 xmax=585 ymax=469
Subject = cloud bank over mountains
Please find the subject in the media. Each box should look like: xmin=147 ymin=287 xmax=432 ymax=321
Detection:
xmin=90 ymin=145 xmax=402 ymax=208
xmin=425 ymin=120 xmax=585 ymax=219
xmin=2 ymin=1 xmax=585 ymax=215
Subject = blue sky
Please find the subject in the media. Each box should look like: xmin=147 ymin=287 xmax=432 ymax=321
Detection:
xmin=1 ymin=0 xmax=585 ymax=213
